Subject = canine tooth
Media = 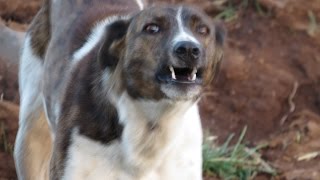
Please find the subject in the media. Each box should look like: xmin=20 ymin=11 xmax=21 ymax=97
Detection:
xmin=191 ymin=67 xmax=197 ymax=81
xmin=169 ymin=66 xmax=176 ymax=80
xmin=192 ymin=73 xmax=197 ymax=81
xmin=191 ymin=67 xmax=197 ymax=75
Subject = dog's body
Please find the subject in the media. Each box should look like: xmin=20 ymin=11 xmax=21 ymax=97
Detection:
xmin=14 ymin=0 xmax=224 ymax=179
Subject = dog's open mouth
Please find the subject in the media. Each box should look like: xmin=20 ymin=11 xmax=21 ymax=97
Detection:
xmin=157 ymin=65 xmax=203 ymax=84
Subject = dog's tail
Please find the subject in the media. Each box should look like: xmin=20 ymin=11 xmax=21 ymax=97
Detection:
xmin=27 ymin=0 xmax=51 ymax=59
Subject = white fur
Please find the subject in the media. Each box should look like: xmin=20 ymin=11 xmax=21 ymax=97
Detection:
xmin=63 ymin=92 xmax=203 ymax=180
xmin=160 ymin=84 xmax=201 ymax=100
xmin=18 ymin=36 xmax=43 ymax=126
xmin=14 ymin=35 xmax=52 ymax=180
xmin=62 ymin=129 xmax=126 ymax=180
xmin=135 ymin=0 xmax=144 ymax=10
xmin=72 ymin=16 xmax=130 ymax=63
xmin=172 ymin=7 xmax=199 ymax=45
xmin=17 ymin=39 xmax=55 ymax=132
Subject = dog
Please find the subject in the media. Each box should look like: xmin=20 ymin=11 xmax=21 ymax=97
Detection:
xmin=14 ymin=0 xmax=225 ymax=179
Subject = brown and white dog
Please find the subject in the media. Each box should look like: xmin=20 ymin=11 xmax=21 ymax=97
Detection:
xmin=14 ymin=0 xmax=225 ymax=179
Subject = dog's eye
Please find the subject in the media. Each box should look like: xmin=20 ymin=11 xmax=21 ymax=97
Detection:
xmin=196 ymin=25 xmax=210 ymax=36
xmin=143 ymin=24 xmax=160 ymax=34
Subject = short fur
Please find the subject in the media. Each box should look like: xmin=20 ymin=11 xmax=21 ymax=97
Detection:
xmin=14 ymin=0 xmax=225 ymax=179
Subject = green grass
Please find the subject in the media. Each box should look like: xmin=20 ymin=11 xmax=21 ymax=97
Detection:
xmin=214 ymin=0 xmax=270 ymax=22
xmin=215 ymin=7 xmax=238 ymax=22
xmin=307 ymin=10 xmax=318 ymax=37
xmin=203 ymin=127 xmax=276 ymax=180
xmin=0 ymin=121 xmax=13 ymax=154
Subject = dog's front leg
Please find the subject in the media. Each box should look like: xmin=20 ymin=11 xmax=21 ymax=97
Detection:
xmin=14 ymin=109 xmax=52 ymax=180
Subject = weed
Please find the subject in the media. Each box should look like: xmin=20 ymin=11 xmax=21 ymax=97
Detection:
xmin=214 ymin=0 xmax=270 ymax=22
xmin=215 ymin=7 xmax=238 ymax=22
xmin=0 ymin=121 xmax=13 ymax=154
xmin=307 ymin=10 xmax=318 ymax=37
xmin=203 ymin=126 xmax=276 ymax=180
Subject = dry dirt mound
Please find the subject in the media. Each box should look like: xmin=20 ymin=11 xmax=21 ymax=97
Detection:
xmin=199 ymin=0 xmax=320 ymax=179
xmin=263 ymin=110 xmax=320 ymax=179
xmin=0 ymin=0 xmax=41 ymax=24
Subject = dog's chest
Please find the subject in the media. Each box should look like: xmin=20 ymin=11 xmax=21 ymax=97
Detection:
xmin=62 ymin=136 xmax=122 ymax=180
xmin=62 ymin=115 xmax=202 ymax=180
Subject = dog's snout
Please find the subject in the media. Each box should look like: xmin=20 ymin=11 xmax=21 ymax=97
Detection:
xmin=173 ymin=41 xmax=201 ymax=61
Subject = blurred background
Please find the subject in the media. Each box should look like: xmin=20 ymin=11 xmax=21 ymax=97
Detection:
xmin=0 ymin=0 xmax=319 ymax=179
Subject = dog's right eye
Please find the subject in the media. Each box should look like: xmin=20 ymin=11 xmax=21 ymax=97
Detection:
xmin=143 ymin=24 xmax=160 ymax=34
xmin=196 ymin=24 xmax=210 ymax=36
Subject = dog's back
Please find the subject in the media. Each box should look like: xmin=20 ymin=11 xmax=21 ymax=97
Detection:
xmin=15 ymin=1 xmax=141 ymax=179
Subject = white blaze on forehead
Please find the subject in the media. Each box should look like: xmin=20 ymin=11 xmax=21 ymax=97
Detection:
xmin=173 ymin=7 xmax=199 ymax=45
xmin=135 ymin=0 xmax=144 ymax=10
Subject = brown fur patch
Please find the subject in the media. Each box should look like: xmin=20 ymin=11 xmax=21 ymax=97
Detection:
xmin=49 ymin=49 xmax=125 ymax=179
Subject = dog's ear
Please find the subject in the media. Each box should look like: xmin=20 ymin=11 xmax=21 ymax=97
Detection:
xmin=98 ymin=18 xmax=131 ymax=69
xmin=212 ymin=23 xmax=226 ymax=81
xmin=215 ymin=23 xmax=226 ymax=47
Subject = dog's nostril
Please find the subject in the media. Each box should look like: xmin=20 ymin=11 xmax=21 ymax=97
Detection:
xmin=191 ymin=48 xmax=200 ymax=57
xmin=175 ymin=46 xmax=187 ymax=55
xmin=174 ymin=41 xmax=201 ymax=60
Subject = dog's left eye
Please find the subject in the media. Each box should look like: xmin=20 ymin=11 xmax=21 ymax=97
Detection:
xmin=196 ymin=25 xmax=210 ymax=36
xmin=143 ymin=24 xmax=160 ymax=34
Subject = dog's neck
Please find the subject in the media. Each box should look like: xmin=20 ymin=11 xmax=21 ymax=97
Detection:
xmin=117 ymin=92 xmax=196 ymax=125
xmin=114 ymin=92 xmax=199 ymax=177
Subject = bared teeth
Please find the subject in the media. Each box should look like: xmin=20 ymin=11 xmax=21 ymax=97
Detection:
xmin=192 ymin=74 xmax=196 ymax=81
xmin=169 ymin=66 xmax=176 ymax=80
xmin=191 ymin=67 xmax=197 ymax=81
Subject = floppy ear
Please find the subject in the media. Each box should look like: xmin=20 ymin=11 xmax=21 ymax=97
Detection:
xmin=98 ymin=18 xmax=131 ymax=69
xmin=212 ymin=23 xmax=226 ymax=81
xmin=215 ymin=23 xmax=226 ymax=47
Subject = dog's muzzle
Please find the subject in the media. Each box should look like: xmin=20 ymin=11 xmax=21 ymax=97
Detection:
xmin=157 ymin=41 xmax=204 ymax=85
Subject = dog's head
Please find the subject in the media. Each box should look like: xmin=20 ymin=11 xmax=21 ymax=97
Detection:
xmin=99 ymin=5 xmax=225 ymax=101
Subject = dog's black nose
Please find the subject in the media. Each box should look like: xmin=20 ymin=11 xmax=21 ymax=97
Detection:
xmin=174 ymin=41 xmax=201 ymax=61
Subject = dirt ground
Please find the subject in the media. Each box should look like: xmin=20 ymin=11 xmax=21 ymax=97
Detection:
xmin=0 ymin=0 xmax=320 ymax=179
